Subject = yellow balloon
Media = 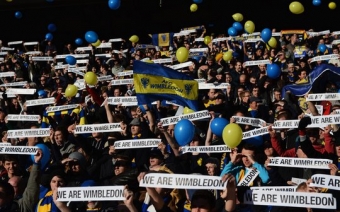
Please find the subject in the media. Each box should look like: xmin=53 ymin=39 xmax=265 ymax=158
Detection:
xmin=268 ymin=37 xmax=277 ymax=48
xmin=92 ymin=40 xmax=101 ymax=47
xmin=329 ymin=2 xmax=336 ymax=9
xmin=84 ymin=72 xmax=98 ymax=85
xmin=129 ymin=35 xmax=139 ymax=43
xmin=183 ymin=107 xmax=195 ymax=114
xmin=223 ymin=51 xmax=233 ymax=62
xmin=222 ymin=123 xmax=243 ymax=148
xmin=176 ymin=47 xmax=189 ymax=63
xmin=65 ymin=84 xmax=78 ymax=98
xmin=232 ymin=13 xmax=243 ymax=22
xmin=190 ymin=4 xmax=198 ymax=12
xmin=204 ymin=36 xmax=211 ymax=45
xmin=289 ymin=1 xmax=304 ymax=14
xmin=6 ymin=0 xmax=13 ymax=2
xmin=244 ymin=20 xmax=255 ymax=34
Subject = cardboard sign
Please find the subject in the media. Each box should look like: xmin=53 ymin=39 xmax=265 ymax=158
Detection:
xmin=140 ymin=173 xmax=227 ymax=190
xmin=46 ymin=104 xmax=78 ymax=113
xmin=74 ymin=123 xmax=122 ymax=134
xmin=268 ymin=157 xmax=332 ymax=169
xmin=160 ymin=110 xmax=210 ymax=126
xmin=7 ymin=114 xmax=40 ymax=121
xmin=57 ymin=186 xmax=124 ymax=202
xmin=114 ymin=139 xmax=161 ymax=149
xmin=244 ymin=190 xmax=336 ymax=209
xmin=181 ymin=145 xmax=231 ymax=153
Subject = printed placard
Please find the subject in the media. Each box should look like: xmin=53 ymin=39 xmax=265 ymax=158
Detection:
xmin=152 ymin=58 xmax=173 ymax=64
xmin=0 ymin=92 xmax=16 ymax=98
xmin=242 ymin=127 xmax=269 ymax=140
xmin=250 ymin=186 xmax=297 ymax=192
xmin=212 ymin=37 xmax=229 ymax=42
xmin=140 ymin=173 xmax=227 ymax=190
xmin=106 ymin=96 xmax=138 ymax=106
xmin=57 ymin=186 xmax=124 ymax=202
xmin=108 ymin=38 xmax=123 ymax=42
xmin=189 ymin=48 xmax=209 ymax=53
xmin=98 ymin=75 xmax=113 ymax=82
xmin=7 ymin=129 xmax=50 ymax=138
xmin=114 ymin=139 xmax=161 ymax=149
xmin=194 ymin=79 xmax=206 ymax=83
xmin=291 ymin=177 xmax=307 ymax=185
xmin=76 ymin=47 xmax=92 ymax=51
xmin=31 ymin=57 xmax=53 ymax=61
xmin=55 ymin=54 xmax=89 ymax=59
xmin=233 ymin=116 xmax=266 ymax=128
xmin=244 ymin=38 xmax=263 ymax=43
xmin=243 ymin=190 xmax=336 ymax=209
xmin=96 ymin=43 xmax=112 ymax=49
xmin=25 ymin=51 xmax=42 ymax=55
xmin=198 ymin=83 xmax=230 ymax=90
xmin=0 ymin=72 xmax=15 ymax=77
xmin=6 ymin=89 xmax=36 ymax=95
xmin=0 ymin=146 xmax=38 ymax=155
xmin=7 ymin=114 xmax=40 ymax=121
xmin=310 ymin=54 xmax=339 ymax=62
xmin=46 ymin=104 xmax=78 ymax=113
xmin=310 ymin=174 xmax=340 ymax=190
xmin=195 ymin=38 xmax=204 ymax=42
xmin=268 ymin=157 xmax=332 ymax=169
xmin=238 ymin=169 xmax=260 ymax=186
xmin=8 ymin=41 xmax=23 ymax=45
xmin=110 ymin=79 xmax=133 ymax=85
xmin=306 ymin=93 xmax=340 ymax=101
xmin=68 ymin=68 xmax=85 ymax=76
xmin=181 ymin=145 xmax=231 ymax=153
xmin=0 ymin=81 xmax=28 ymax=87
xmin=117 ymin=70 xmax=133 ymax=76
xmin=25 ymin=98 xmax=55 ymax=107
xmin=23 ymin=42 xmax=38 ymax=46
xmin=0 ymin=143 xmax=11 ymax=146
xmin=54 ymin=65 xmax=69 ymax=70
xmin=95 ymin=54 xmax=111 ymax=58
xmin=76 ymin=59 xmax=89 ymax=64
xmin=170 ymin=62 xmax=193 ymax=70
xmin=74 ymin=123 xmax=122 ymax=134
xmin=160 ymin=110 xmax=210 ymax=126
xmin=244 ymin=60 xmax=270 ymax=66
xmin=272 ymin=115 xmax=340 ymax=129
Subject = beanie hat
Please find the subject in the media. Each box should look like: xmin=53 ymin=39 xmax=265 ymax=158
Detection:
xmin=68 ymin=152 xmax=86 ymax=169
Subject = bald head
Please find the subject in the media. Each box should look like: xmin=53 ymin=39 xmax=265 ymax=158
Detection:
xmin=8 ymin=176 xmax=24 ymax=197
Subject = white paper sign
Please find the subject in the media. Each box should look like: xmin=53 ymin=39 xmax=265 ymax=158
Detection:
xmin=160 ymin=110 xmax=210 ymax=126
xmin=46 ymin=104 xmax=78 ymax=113
xmin=244 ymin=60 xmax=271 ymax=66
xmin=117 ymin=70 xmax=133 ymax=76
xmin=243 ymin=190 xmax=336 ymax=209
xmin=310 ymin=174 xmax=340 ymax=190
xmin=0 ymin=146 xmax=38 ymax=155
xmin=140 ymin=173 xmax=227 ymax=190
xmin=6 ymin=89 xmax=36 ymax=95
xmin=114 ymin=139 xmax=161 ymax=149
xmin=268 ymin=157 xmax=332 ymax=169
xmin=0 ymin=81 xmax=27 ymax=87
xmin=291 ymin=177 xmax=307 ymax=185
xmin=233 ymin=116 xmax=266 ymax=128
xmin=110 ymin=79 xmax=133 ymax=85
xmin=242 ymin=127 xmax=269 ymax=140
xmin=272 ymin=115 xmax=340 ymax=129
xmin=97 ymin=75 xmax=113 ymax=82
xmin=7 ymin=129 xmax=50 ymax=138
xmin=106 ymin=97 xmax=138 ymax=106
xmin=306 ymin=93 xmax=340 ymax=101
xmin=238 ymin=169 xmax=260 ymax=186
xmin=31 ymin=57 xmax=53 ymax=61
xmin=250 ymin=186 xmax=297 ymax=192
xmin=74 ymin=123 xmax=122 ymax=134
xmin=57 ymin=186 xmax=124 ymax=202
xmin=25 ymin=98 xmax=55 ymax=106
xmin=310 ymin=54 xmax=339 ymax=62
xmin=181 ymin=145 xmax=231 ymax=153
xmin=7 ymin=115 xmax=40 ymax=121
xmin=0 ymin=72 xmax=15 ymax=77
xmin=169 ymin=62 xmax=193 ymax=70
xmin=152 ymin=58 xmax=172 ymax=64
xmin=199 ymin=83 xmax=230 ymax=90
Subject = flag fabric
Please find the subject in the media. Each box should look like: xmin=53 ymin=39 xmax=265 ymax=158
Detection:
xmin=152 ymin=33 xmax=174 ymax=47
xmin=41 ymin=107 xmax=86 ymax=128
xmin=133 ymin=60 xmax=199 ymax=111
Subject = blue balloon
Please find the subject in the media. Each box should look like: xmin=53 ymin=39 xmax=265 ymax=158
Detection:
xmin=313 ymin=0 xmax=321 ymax=6
xmin=85 ymin=31 xmax=98 ymax=43
xmin=193 ymin=0 xmax=203 ymax=3
xmin=65 ymin=55 xmax=76 ymax=65
xmin=75 ymin=38 xmax=83 ymax=46
xmin=45 ymin=33 xmax=53 ymax=41
xmin=47 ymin=23 xmax=57 ymax=32
xmin=318 ymin=44 xmax=327 ymax=53
xmin=108 ymin=0 xmax=121 ymax=10
xmin=232 ymin=22 xmax=243 ymax=32
xmin=37 ymin=90 xmax=47 ymax=98
xmin=266 ymin=63 xmax=281 ymax=79
xmin=30 ymin=144 xmax=51 ymax=170
xmin=15 ymin=11 xmax=22 ymax=19
xmin=244 ymin=136 xmax=263 ymax=146
xmin=228 ymin=27 xmax=238 ymax=36
xmin=261 ymin=28 xmax=272 ymax=43
xmin=174 ymin=119 xmax=195 ymax=146
xmin=210 ymin=118 xmax=229 ymax=137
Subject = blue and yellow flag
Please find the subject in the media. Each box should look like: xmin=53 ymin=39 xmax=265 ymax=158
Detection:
xmin=41 ymin=107 xmax=86 ymax=128
xmin=133 ymin=61 xmax=199 ymax=111
xmin=152 ymin=33 xmax=174 ymax=47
